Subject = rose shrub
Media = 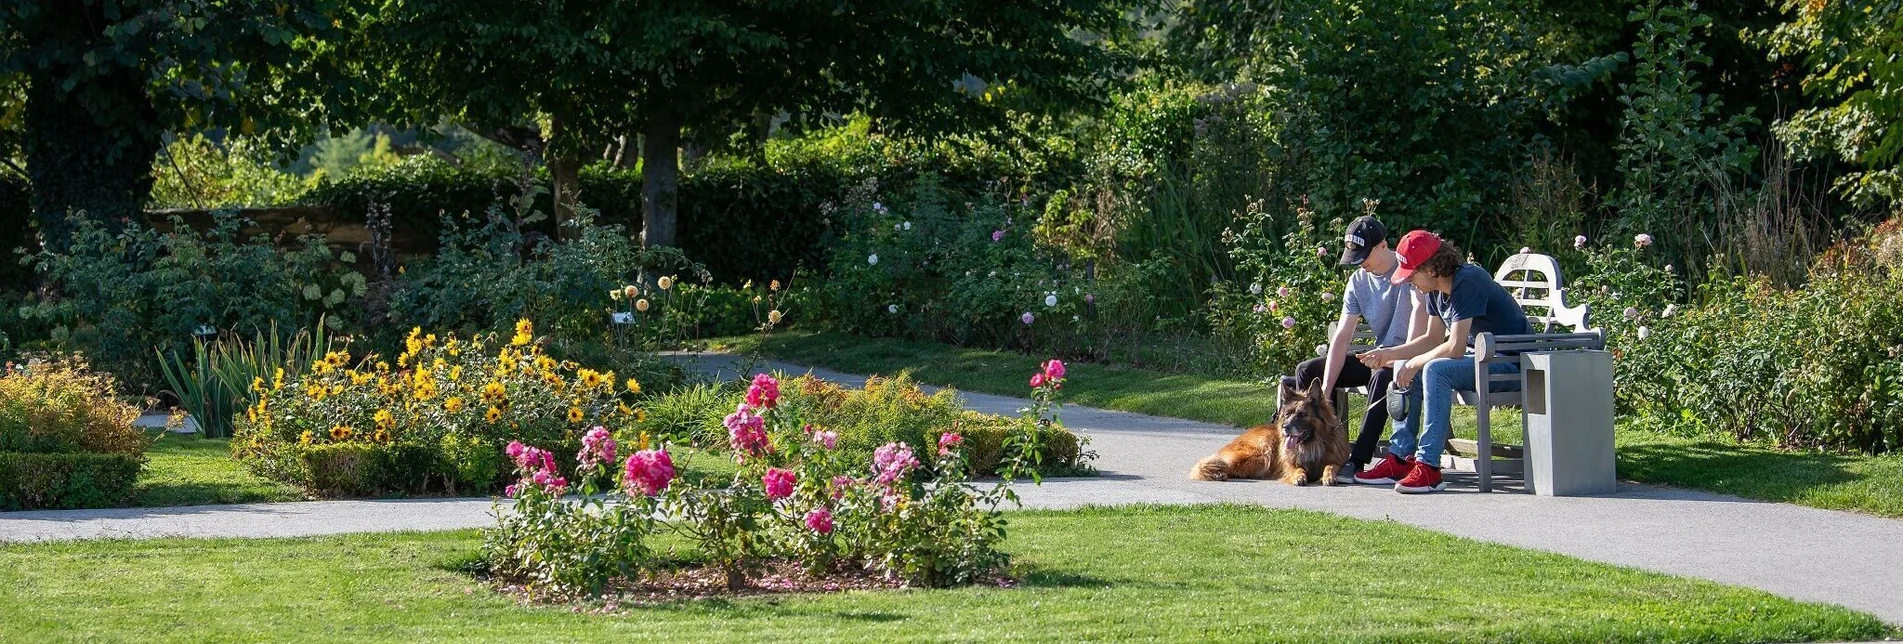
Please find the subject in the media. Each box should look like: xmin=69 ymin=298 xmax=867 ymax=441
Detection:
xmin=481 ymin=363 xmax=1070 ymax=596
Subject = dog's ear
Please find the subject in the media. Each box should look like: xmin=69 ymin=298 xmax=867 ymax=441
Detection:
xmin=1280 ymin=379 xmax=1302 ymax=404
xmin=1304 ymin=378 xmax=1327 ymax=402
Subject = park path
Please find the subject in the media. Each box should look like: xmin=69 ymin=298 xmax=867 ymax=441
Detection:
xmin=3 ymin=352 xmax=1901 ymax=625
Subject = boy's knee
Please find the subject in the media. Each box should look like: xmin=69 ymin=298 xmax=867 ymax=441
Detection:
xmin=1294 ymin=357 xmax=1327 ymax=383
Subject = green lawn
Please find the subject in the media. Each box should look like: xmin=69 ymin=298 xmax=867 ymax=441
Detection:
xmin=715 ymin=331 xmax=1903 ymax=518
xmin=135 ymin=432 xmax=308 ymax=507
xmin=0 ymin=504 xmax=1887 ymax=643
xmin=131 ymin=432 xmax=741 ymax=508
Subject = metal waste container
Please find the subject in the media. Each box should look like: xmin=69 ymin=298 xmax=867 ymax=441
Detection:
xmin=1519 ymin=350 xmax=1616 ymax=496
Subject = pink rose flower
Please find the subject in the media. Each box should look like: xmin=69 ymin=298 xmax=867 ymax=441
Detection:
xmin=1574 ymin=235 xmax=1588 ymax=249
xmin=725 ymin=404 xmax=770 ymax=460
xmin=804 ymin=507 xmax=835 ymax=534
xmin=764 ymin=467 xmax=797 ymax=500
xmin=745 ymin=373 xmax=780 ymax=409
xmin=1281 ymin=317 xmax=1297 ymax=329
xmin=992 ymin=230 xmax=1005 ymax=242
xmin=831 ymin=475 xmax=855 ymax=500
xmin=621 ymin=449 xmax=676 ymax=496
xmin=1030 ymin=373 xmax=1045 ymax=388
xmin=1635 ymin=233 xmax=1654 ymax=248
xmin=814 ymin=430 xmax=838 ymax=450
xmin=872 ymin=442 xmax=919 ymax=486
xmin=1042 ymin=359 xmax=1066 ymax=380
xmin=938 ymin=432 xmax=964 ymax=456
xmin=1021 ymin=312 xmax=1035 ymax=325
xmin=579 ymin=426 xmax=617 ymax=469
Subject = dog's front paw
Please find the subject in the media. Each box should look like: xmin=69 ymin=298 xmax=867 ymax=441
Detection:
xmin=1320 ymin=464 xmax=1341 ymax=486
xmin=1282 ymin=468 xmax=1308 ymax=486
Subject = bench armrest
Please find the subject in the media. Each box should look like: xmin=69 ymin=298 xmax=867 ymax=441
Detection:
xmin=1473 ymin=330 xmax=1606 ymax=364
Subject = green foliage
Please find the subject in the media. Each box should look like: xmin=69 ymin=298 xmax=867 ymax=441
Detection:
xmin=637 ymin=380 xmax=739 ymax=448
xmin=1612 ymin=0 xmax=1759 ymax=273
xmin=1759 ymin=0 xmax=1903 ymax=204
xmin=1586 ymin=220 xmax=1903 ymax=453
xmin=298 ymin=441 xmax=437 ymax=497
xmin=147 ymin=134 xmax=316 ymax=210
xmin=776 ymin=372 xmax=1088 ymax=475
xmin=1207 ymin=198 xmax=1354 ymax=375
xmin=0 ymin=451 xmax=143 ymax=510
xmin=20 ymin=211 xmax=363 ymax=389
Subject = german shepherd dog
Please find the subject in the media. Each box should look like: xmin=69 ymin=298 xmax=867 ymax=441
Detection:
xmin=1189 ymin=379 xmax=1348 ymax=485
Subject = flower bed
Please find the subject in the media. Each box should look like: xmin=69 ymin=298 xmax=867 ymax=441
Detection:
xmin=0 ymin=359 xmax=148 ymax=510
xmin=232 ymin=320 xmax=647 ymax=495
xmin=480 ymin=361 xmax=1072 ymax=598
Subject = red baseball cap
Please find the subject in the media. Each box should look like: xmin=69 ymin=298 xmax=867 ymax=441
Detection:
xmin=1390 ymin=230 xmax=1442 ymax=284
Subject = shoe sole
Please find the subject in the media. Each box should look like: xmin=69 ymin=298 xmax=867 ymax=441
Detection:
xmin=1394 ymin=481 xmax=1446 ymax=494
xmin=1354 ymin=476 xmax=1398 ymax=485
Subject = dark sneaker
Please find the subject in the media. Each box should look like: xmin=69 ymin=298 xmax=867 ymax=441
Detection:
xmin=1353 ymin=454 xmax=1413 ymax=485
xmin=1395 ymin=462 xmax=1447 ymax=494
xmin=1333 ymin=461 xmax=1362 ymax=484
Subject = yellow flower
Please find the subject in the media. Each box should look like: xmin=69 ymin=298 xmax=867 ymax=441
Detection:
xmin=328 ymin=384 xmax=343 ymax=396
xmin=305 ymin=384 xmax=328 ymax=401
xmin=559 ymin=360 xmax=578 ymax=372
xmin=567 ymin=406 xmax=584 ymax=423
xmin=250 ymin=376 xmax=265 ymax=394
xmin=617 ymin=403 xmax=632 ymax=416
xmin=397 ymin=353 xmax=411 ymax=368
xmin=543 ymin=372 xmax=564 ymax=388
xmin=350 ymin=371 xmax=372 ymax=385
xmin=485 ymin=406 xmax=502 ymax=423
xmin=448 ymin=366 xmax=462 ymax=382
xmin=325 ymin=351 xmax=349 ymax=367
xmin=299 ymin=431 xmax=314 ymax=446
xmin=375 ymin=361 xmax=391 ymax=372
xmin=373 ymin=429 xmax=391 ymax=444
xmin=481 ymin=381 xmax=506 ymax=402
xmin=625 ymin=379 xmax=642 ymax=394
xmin=635 ymin=298 xmax=650 ymax=312
xmin=635 ymin=408 xmax=648 ymax=423
xmin=408 ymin=326 xmax=423 ymax=341
xmin=445 ymin=338 xmax=461 ymax=356
xmin=444 ymin=397 xmax=465 ymax=413
xmin=768 ymin=309 xmax=783 ymax=325
xmin=273 ymin=368 xmax=286 ymax=390
xmin=657 ymin=275 xmax=674 ymax=290
xmin=374 ymin=409 xmax=395 ymax=430
xmin=637 ymin=431 xmax=651 ymax=451
xmin=511 ymin=331 xmax=532 ymax=346
xmin=311 ymin=360 xmax=334 ymax=375
xmin=536 ymin=356 xmax=557 ymax=372
xmin=770 ymin=279 xmax=781 ymax=291
xmin=424 ymin=333 xmax=437 ymax=347
xmin=579 ymin=369 xmax=604 ymax=389
xmin=515 ymin=319 xmax=533 ymax=335
xmin=329 ymin=425 xmax=353 ymax=441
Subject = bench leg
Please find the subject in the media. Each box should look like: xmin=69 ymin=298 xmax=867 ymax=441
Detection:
xmin=1473 ymin=360 xmax=1492 ymax=493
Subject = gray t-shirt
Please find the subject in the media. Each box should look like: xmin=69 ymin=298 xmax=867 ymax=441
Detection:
xmin=1342 ymin=264 xmax=1416 ymax=348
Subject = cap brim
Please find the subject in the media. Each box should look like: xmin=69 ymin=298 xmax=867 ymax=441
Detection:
xmin=1390 ymin=266 xmax=1417 ymax=285
xmin=1338 ymin=247 xmax=1371 ymax=267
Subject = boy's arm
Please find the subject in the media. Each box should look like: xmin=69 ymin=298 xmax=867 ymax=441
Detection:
xmin=1362 ymin=291 xmax=1438 ymax=365
xmin=1395 ymin=317 xmax=1470 ymax=387
xmin=1321 ymin=312 xmax=1361 ymax=392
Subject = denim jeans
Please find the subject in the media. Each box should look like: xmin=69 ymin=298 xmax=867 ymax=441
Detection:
xmin=1388 ymin=356 xmax=1522 ymax=465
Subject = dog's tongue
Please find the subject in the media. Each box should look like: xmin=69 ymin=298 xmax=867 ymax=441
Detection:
xmin=1284 ymin=435 xmax=1299 ymax=451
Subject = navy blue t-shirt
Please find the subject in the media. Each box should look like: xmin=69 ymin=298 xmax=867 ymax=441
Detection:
xmin=1427 ymin=264 xmax=1531 ymax=342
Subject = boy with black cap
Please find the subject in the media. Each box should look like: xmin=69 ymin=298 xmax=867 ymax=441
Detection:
xmin=1284 ymin=215 xmax=1426 ymax=482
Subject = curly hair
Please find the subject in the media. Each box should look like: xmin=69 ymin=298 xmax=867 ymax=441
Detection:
xmin=1417 ymin=240 xmax=1466 ymax=278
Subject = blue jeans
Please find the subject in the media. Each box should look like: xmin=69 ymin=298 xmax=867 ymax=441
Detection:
xmin=1389 ymin=357 xmax=1521 ymax=465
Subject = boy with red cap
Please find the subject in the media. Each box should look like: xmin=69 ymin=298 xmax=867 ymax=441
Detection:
xmin=1352 ymin=230 xmax=1530 ymax=493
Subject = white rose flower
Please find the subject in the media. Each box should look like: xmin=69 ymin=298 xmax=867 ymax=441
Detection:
xmin=868 ymin=254 xmax=879 ymax=265
xmin=1045 ymin=294 xmax=1059 ymax=307
xmin=888 ymin=304 xmax=898 ymax=314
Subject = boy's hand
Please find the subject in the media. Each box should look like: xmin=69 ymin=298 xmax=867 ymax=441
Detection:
xmin=1358 ymin=348 xmax=1395 ymax=368
xmin=1394 ymin=358 xmax=1421 ymax=388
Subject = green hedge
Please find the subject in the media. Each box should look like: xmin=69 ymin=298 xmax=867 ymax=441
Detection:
xmin=0 ymin=452 xmax=143 ymax=510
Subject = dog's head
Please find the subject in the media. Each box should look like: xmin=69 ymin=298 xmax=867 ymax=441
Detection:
xmin=1277 ymin=379 xmax=1337 ymax=451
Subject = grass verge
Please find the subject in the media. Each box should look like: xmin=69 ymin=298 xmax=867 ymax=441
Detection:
xmin=135 ymin=432 xmax=307 ymax=507
xmin=0 ymin=504 xmax=1888 ymax=643
xmin=713 ymin=331 xmax=1903 ymax=518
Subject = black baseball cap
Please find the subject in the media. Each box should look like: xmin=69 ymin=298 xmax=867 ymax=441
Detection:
xmin=1338 ymin=216 xmax=1389 ymax=266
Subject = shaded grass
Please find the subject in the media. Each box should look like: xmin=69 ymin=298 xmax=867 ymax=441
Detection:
xmin=717 ymin=331 xmax=1903 ymax=518
xmin=0 ymin=504 xmax=1888 ymax=643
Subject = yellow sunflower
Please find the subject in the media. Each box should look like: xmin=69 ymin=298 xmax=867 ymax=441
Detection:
xmin=329 ymin=425 xmax=354 ymax=441
xmin=373 ymin=429 xmax=392 ymax=444
xmin=481 ymin=382 xmax=506 ymax=402
xmin=625 ymin=379 xmax=642 ymax=394
xmin=485 ymin=406 xmax=503 ymax=423
xmin=374 ymin=408 xmax=396 ymax=431
xmin=299 ymin=430 xmax=314 ymax=445
xmin=444 ymin=397 xmax=465 ymax=413
xmin=567 ymin=406 xmax=584 ymax=423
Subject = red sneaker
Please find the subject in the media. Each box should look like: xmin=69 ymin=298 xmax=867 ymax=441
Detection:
xmin=1395 ymin=462 xmax=1446 ymax=494
xmin=1353 ymin=454 xmax=1414 ymax=485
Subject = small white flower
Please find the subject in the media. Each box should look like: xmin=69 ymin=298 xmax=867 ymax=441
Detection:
xmin=1321 ymin=292 xmax=1334 ymax=301
xmin=902 ymin=221 xmax=912 ymax=231
xmin=894 ymin=224 xmax=901 ymax=232
xmin=1045 ymin=294 xmax=1059 ymax=307
xmin=1574 ymin=235 xmax=1588 ymax=249
xmin=1519 ymin=246 xmax=1532 ymax=254
xmin=1637 ymin=326 xmax=1651 ymax=340
xmin=1249 ymin=282 xmax=1263 ymax=296
xmin=1662 ymin=304 xmax=1677 ymax=318
xmin=1635 ymin=233 xmax=1654 ymax=248
xmin=888 ymin=304 xmax=898 ymax=314
xmin=868 ymin=253 xmax=879 ymax=266
xmin=873 ymin=201 xmax=887 ymax=214
xmin=1623 ymin=306 xmax=1639 ymax=321
xmin=1664 ymin=264 xmax=1675 ymax=273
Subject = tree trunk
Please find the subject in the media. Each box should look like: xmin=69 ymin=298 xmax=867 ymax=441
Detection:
xmin=546 ymin=116 xmax=582 ymax=240
xmin=640 ymin=109 xmax=682 ymax=249
xmin=23 ymin=66 xmax=162 ymax=251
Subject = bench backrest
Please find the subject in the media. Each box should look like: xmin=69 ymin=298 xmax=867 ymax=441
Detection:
xmin=1492 ymin=253 xmax=1595 ymax=334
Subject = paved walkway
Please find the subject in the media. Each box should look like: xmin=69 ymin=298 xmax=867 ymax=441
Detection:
xmin=4 ymin=352 xmax=1902 ymax=625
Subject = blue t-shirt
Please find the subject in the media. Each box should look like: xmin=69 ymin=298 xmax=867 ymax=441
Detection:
xmin=1427 ymin=264 xmax=1531 ymax=342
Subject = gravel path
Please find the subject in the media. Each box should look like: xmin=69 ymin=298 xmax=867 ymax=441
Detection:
xmin=4 ymin=351 xmax=1901 ymax=625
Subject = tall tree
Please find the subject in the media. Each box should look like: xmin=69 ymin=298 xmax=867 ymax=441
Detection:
xmin=350 ymin=0 xmax=1136 ymax=249
xmin=1761 ymin=0 xmax=1903 ymax=206
xmin=1 ymin=0 xmax=346 ymax=248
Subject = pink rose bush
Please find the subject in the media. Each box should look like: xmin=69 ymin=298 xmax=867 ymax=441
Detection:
xmin=484 ymin=370 xmax=1068 ymax=594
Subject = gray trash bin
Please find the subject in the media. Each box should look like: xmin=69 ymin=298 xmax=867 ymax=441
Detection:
xmin=1519 ymin=350 xmax=1616 ymax=496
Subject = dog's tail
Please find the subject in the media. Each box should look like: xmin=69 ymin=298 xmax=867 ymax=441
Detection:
xmin=1189 ymin=455 xmax=1230 ymax=481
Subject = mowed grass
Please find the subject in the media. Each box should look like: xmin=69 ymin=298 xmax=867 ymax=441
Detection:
xmin=0 ymin=504 xmax=1888 ymax=643
xmin=134 ymin=432 xmax=307 ymax=507
xmin=716 ymin=331 xmax=1903 ymax=518
xmin=131 ymin=433 xmax=740 ymax=508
